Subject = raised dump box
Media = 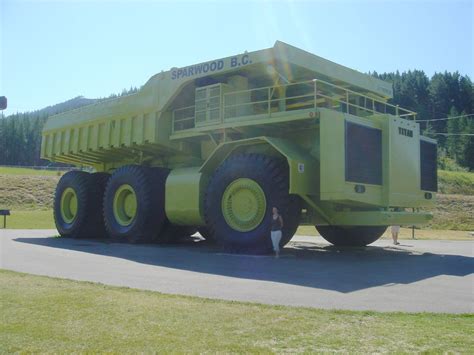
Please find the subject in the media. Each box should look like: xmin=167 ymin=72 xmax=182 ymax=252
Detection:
xmin=42 ymin=41 xmax=437 ymax=252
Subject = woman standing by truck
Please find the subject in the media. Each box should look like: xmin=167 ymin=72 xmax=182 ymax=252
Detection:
xmin=271 ymin=207 xmax=284 ymax=257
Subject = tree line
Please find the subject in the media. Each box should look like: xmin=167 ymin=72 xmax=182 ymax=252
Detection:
xmin=0 ymin=73 xmax=473 ymax=169
xmin=0 ymin=88 xmax=138 ymax=166
xmin=372 ymin=70 xmax=473 ymax=170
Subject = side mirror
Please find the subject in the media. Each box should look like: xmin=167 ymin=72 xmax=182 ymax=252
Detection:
xmin=0 ymin=96 xmax=7 ymax=110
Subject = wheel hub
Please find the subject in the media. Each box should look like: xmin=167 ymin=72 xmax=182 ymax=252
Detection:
xmin=60 ymin=187 xmax=78 ymax=224
xmin=221 ymin=178 xmax=266 ymax=232
xmin=113 ymin=184 xmax=137 ymax=226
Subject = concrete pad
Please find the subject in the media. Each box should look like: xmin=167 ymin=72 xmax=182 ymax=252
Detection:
xmin=1 ymin=229 xmax=473 ymax=313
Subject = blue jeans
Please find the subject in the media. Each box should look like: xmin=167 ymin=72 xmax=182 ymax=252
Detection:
xmin=271 ymin=230 xmax=282 ymax=253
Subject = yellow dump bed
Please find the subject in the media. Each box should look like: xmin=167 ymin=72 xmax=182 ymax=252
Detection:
xmin=41 ymin=41 xmax=393 ymax=167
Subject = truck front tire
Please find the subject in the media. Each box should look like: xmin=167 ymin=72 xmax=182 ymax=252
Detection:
xmin=103 ymin=165 xmax=168 ymax=243
xmin=315 ymin=225 xmax=387 ymax=246
xmin=204 ymin=154 xmax=301 ymax=254
xmin=279 ymin=194 xmax=302 ymax=247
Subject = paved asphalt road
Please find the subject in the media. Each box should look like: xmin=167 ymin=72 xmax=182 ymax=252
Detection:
xmin=1 ymin=229 xmax=473 ymax=313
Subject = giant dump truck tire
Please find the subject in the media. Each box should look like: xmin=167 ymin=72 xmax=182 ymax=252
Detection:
xmin=204 ymin=154 xmax=301 ymax=254
xmin=279 ymin=194 xmax=302 ymax=247
xmin=54 ymin=170 xmax=108 ymax=239
xmin=315 ymin=225 xmax=387 ymax=246
xmin=89 ymin=172 xmax=111 ymax=238
xmin=103 ymin=165 xmax=168 ymax=243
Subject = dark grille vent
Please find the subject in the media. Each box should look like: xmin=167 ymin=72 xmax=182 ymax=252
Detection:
xmin=345 ymin=121 xmax=382 ymax=185
xmin=420 ymin=140 xmax=437 ymax=192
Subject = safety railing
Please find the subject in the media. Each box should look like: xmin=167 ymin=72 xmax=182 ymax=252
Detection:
xmin=172 ymin=78 xmax=417 ymax=132
xmin=222 ymin=79 xmax=417 ymax=120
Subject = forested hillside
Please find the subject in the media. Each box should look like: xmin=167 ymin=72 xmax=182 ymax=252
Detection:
xmin=372 ymin=70 xmax=473 ymax=170
xmin=0 ymin=88 xmax=138 ymax=166
xmin=0 ymin=96 xmax=99 ymax=166
xmin=0 ymin=71 xmax=472 ymax=169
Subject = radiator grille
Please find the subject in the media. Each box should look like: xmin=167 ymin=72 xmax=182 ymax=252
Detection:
xmin=420 ymin=140 xmax=437 ymax=192
xmin=345 ymin=121 xmax=382 ymax=185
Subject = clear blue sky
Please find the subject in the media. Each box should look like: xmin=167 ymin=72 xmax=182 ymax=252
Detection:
xmin=1 ymin=0 xmax=472 ymax=115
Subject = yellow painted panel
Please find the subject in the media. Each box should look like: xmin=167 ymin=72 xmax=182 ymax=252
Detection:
xmin=98 ymin=123 xmax=106 ymax=148
xmin=79 ymin=127 xmax=87 ymax=152
xmin=40 ymin=137 xmax=46 ymax=157
xmin=165 ymin=167 xmax=206 ymax=225
xmin=110 ymin=120 xmax=117 ymax=148
xmin=61 ymin=130 xmax=68 ymax=154
xmin=90 ymin=125 xmax=99 ymax=150
xmin=105 ymin=122 xmax=112 ymax=149
xmin=130 ymin=116 xmax=137 ymax=144
xmin=46 ymin=134 xmax=53 ymax=157
xmin=135 ymin=115 xmax=144 ymax=144
xmin=122 ymin=117 xmax=132 ymax=147
xmin=71 ymin=128 xmax=79 ymax=154
xmin=59 ymin=131 xmax=65 ymax=155
xmin=320 ymin=109 xmax=384 ymax=206
xmin=53 ymin=133 xmax=60 ymax=156
xmin=143 ymin=113 xmax=152 ymax=142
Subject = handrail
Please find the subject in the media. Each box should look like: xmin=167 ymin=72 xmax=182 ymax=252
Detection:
xmin=172 ymin=78 xmax=417 ymax=132
xmin=222 ymin=78 xmax=416 ymax=120
xmin=174 ymin=104 xmax=195 ymax=112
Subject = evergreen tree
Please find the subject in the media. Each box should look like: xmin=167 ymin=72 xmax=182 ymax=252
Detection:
xmin=461 ymin=118 xmax=474 ymax=170
xmin=446 ymin=107 xmax=461 ymax=161
xmin=422 ymin=121 xmax=436 ymax=139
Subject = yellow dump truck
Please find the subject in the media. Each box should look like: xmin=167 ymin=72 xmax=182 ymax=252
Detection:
xmin=41 ymin=41 xmax=437 ymax=253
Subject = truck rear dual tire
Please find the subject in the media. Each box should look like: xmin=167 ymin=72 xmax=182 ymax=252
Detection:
xmin=315 ymin=225 xmax=387 ymax=246
xmin=103 ymin=165 xmax=169 ymax=243
xmin=54 ymin=171 xmax=109 ymax=239
xmin=204 ymin=154 xmax=301 ymax=254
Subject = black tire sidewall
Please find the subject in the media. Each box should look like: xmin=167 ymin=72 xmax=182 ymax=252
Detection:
xmin=205 ymin=154 xmax=290 ymax=251
xmin=316 ymin=225 xmax=387 ymax=246
xmin=104 ymin=166 xmax=150 ymax=241
xmin=279 ymin=194 xmax=302 ymax=247
xmin=54 ymin=171 xmax=90 ymax=238
xmin=87 ymin=172 xmax=110 ymax=238
xmin=104 ymin=165 xmax=168 ymax=243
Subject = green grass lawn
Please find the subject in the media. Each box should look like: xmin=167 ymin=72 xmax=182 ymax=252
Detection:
xmin=5 ymin=210 xmax=56 ymax=229
xmin=438 ymin=169 xmax=474 ymax=195
xmin=0 ymin=166 xmax=66 ymax=176
xmin=1 ymin=270 xmax=472 ymax=353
